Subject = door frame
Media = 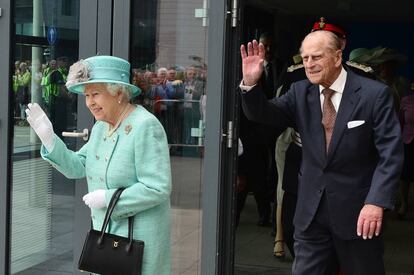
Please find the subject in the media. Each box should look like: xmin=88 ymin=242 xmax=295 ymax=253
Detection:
xmin=201 ymin=0 xmax=242 ymax=274
xmin=0 ymin=0 xmax=12 ymax=273
xmin=199 ymin=0 xmax=230 ymax=273
xmin=209 ymin=0 xmax=243 ymax=275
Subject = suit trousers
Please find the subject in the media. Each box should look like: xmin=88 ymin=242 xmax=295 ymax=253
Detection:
xmin=292 ymin=192 xmax=385 ymax=275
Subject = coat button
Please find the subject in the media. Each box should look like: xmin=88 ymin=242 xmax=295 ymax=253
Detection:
xmin=103 ymin=137 xmax=106 ymax=141
xmin=105 ymin=156 xmax=109 ymax=162
xmin=100 ymin=177 xmax=104 ymax=182
xmin=96 ymin=155 xmax=100 ymax=160
xmin=112 ymin=138 xmax=116 ymax=142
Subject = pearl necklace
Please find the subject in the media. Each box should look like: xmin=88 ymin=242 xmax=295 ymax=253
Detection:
xmin=107 ymin=104 xmax=134 ymax=137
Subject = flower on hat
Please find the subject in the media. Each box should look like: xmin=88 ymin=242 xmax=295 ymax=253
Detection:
xmin=66 ymin=60 xmax=90 ymax=89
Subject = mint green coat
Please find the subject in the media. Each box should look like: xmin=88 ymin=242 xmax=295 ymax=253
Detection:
xmin=41 ymin=105 xmax=172 ymax=275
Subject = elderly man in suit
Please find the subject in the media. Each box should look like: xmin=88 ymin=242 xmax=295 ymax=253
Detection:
xmin=239 ymin=30 xmax=403 ymax=274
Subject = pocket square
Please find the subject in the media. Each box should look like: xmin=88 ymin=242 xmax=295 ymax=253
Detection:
xmin=347 ymin=120 xmax=365 ymax=129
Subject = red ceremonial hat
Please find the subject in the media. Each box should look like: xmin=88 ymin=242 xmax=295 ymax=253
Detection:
xmin=311 ymin=17 xmax=346 ymax=39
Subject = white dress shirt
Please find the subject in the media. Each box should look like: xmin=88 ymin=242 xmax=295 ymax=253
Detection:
xmin=319 ymin=67 xmax=347 ymax=112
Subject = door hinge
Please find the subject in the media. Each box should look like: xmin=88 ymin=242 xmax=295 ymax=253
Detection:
xmin=231 ymin=0 xmax=238 ymax=27
xmin=224 ymin=121 xmax=233 ymax=148
xmin=195 ymin=0 xmax=208 ymax=27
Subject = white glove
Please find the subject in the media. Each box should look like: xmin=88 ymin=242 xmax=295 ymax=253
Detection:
xmin=83 ymin=189 xmax=107 ymax=209
xmin=25 ymin=103 xmax=55 ymax=151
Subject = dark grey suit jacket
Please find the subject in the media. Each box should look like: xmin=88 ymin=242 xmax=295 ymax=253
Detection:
xmin=241 ymin=70 xmax=403 ymax=240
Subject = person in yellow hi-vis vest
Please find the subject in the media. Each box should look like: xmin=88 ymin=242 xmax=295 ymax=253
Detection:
xmin=16 ymin=62 xmax=31 ymax=120
xmin=12 ymin=62 xmax=20 ymax=118
xmin=42 ymin=58 xmax=69 ymax=138
xmin=41 ymin=60 xmax=59 ymax=114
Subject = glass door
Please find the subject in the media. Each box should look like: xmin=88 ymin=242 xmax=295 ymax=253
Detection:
xmin=0 ymin=0 xmax=12 ymax=273
xmin=129 ymin=1 xmax=209 ymax=274
xmin=10 ymin=1 xmax=80 ymax=273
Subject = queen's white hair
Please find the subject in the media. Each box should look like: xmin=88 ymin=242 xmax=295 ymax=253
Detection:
xmin=106 ymin=83 xmax=132 ymax=101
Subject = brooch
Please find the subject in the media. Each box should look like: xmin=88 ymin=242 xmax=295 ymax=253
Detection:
xmin=125 ymin=124 xmax=132 ymax=135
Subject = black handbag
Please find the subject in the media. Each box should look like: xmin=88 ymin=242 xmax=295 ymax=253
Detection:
xmin=78 ymin=188 xmax=145 ymax=275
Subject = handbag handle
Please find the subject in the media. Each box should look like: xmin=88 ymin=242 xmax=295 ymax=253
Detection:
xmin=99 ymin=188 xmax=124 ymax=233
xmin=97 ymin=188 xmax=134 ymax=253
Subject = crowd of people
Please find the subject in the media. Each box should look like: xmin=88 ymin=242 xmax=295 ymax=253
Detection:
xmin=131 ymin=65 xmax=207 ymax=146
xmin=12 ymin=57 xmax=207 ymax=147
xmin=12 ymin=57 xmax=76 ymax=138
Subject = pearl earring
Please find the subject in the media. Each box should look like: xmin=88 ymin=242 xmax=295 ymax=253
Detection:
xmin=118 ymin=100 xmax=121 ymax=104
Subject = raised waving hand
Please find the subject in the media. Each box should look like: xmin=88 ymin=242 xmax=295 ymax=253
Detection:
xmin=25 ymin=103 xmax=55 ymax=151
xmin=240 ymin=40 xmax=265 ymax=86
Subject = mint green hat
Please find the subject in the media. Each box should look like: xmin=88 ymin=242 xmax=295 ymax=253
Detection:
xmin=65 ymin=55 xmax=141 ymax=97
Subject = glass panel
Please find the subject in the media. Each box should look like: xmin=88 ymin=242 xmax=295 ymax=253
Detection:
xmin=11 ymin=1 xmax=80 ymax=274
xmin=130 ymin=1 xmax=208 ymax=274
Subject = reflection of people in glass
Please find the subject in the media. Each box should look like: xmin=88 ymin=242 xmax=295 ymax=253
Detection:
xmin=167 ymin=67 xmax=185 ymax=146
xmin=12 ymin=61 xmax=20 ymax=118
xmin=182 ymin=66 xmax=203 ymax=145
xmin=26 ymin=55 xmax=172 ymax=275
xmin=132 ymin=69 xmax=156 ymax=110
xmin=15 ymin=62 xmax=31 ymax=121
xmin=166 ymin=67 xmax=176 ymax=82
xmin=41 ymin=58 xmax=72 ymax=138
xmin=150 ymin=68 xmax=173 ymax=110
xmin=41 ymin=59 xmax=58 ymax=111
xmin=31 ymin=59 xmax=43 ymax=105
xmin=150 ymin=67 xmax=176 ymax=142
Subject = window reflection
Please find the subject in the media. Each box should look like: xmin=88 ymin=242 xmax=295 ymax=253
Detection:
xmin=130 ymin=1 xmax=208 ymax=274
xmin=11 ymin=1 xmax=79 ymax=274
xmin=132 ymin=63 xmax=207 ymax=146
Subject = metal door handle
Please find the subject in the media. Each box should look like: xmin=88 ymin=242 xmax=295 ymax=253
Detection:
xmin=62 ymin=128 xmax=89 ymax=141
